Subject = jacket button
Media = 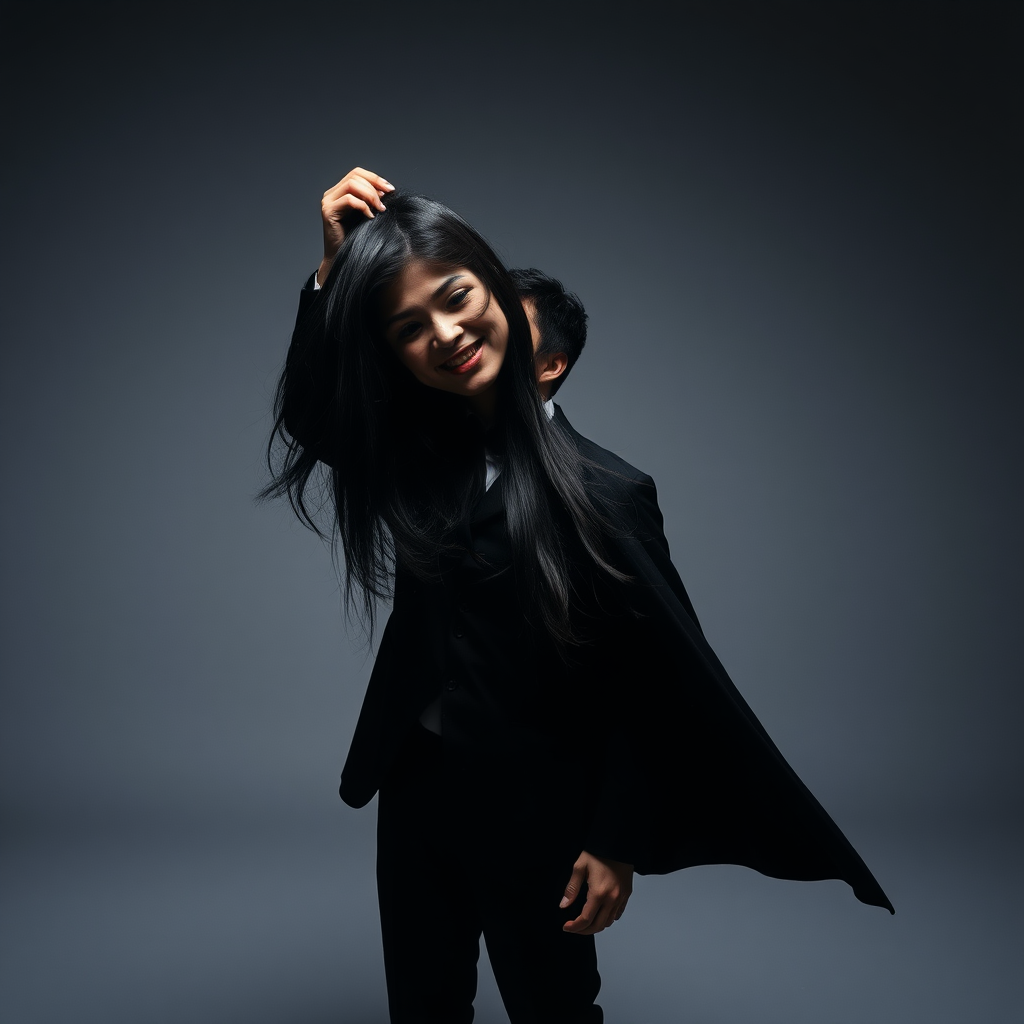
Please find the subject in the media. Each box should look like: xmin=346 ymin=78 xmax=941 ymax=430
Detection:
xmin=445 ymin=678 xmax=457 ymax=691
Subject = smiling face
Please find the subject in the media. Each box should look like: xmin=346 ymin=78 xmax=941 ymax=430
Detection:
xmin=380 ymin=260 xmax=509 ymax=409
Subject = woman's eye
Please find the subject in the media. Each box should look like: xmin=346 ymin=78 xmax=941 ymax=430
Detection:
xmin=396 ymin=321 xmax=421 ymax=341
xmin=447 ymin=289 xmax=470 ymax=308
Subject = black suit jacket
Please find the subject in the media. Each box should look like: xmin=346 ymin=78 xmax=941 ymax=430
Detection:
xmin=281 ymin=281 xmax=894 ymax=914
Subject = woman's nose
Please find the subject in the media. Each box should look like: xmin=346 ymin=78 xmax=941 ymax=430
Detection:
xmin=434 ymin=317 xmax=463 ymax=347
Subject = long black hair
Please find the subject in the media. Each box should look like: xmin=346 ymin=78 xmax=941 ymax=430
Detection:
xmin=262 ymin=191 xmax=625 ymax=643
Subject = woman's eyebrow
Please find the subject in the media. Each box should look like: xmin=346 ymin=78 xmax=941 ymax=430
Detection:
xmin=385 ymin=275 xmax=465 ymax=328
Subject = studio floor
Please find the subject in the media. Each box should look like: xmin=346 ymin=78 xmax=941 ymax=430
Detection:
xmin=2 ymin=804 xmax=1020 ymax=1023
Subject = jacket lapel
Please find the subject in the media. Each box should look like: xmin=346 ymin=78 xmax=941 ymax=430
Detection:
xmin=470 ymin=464 xmax=505 ymax=526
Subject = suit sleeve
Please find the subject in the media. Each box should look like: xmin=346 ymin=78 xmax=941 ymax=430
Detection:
xmin=620 ymin=472 xmax=704 ymax=635
xmin=582 ymin=471 xmax=701 ymax=866
xmin=279 ymin=273 xmax=339 ymax=469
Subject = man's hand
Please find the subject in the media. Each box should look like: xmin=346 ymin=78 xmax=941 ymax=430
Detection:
xmin=317 ymin=167 xmax=395 ymax=285
xmin=560 ymin=850 xmax=633 ymax=935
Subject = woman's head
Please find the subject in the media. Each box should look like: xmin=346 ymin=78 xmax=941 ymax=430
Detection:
xmin=267 ymin=186 xmax=623 ymax=645
xmin=321 ymin=190 xmax=534 ymax=423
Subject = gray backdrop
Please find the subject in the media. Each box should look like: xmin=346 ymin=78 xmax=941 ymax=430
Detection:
xmin=2 ymin=3 xmax=1021 ymax=1022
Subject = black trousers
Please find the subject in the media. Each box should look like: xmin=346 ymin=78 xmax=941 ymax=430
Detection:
xmin=376 ymin=724 xmax=604 ymax=1023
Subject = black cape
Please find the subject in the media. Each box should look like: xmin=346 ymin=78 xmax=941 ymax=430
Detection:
xmin=550 ymin=406 xmax=893 ymax=912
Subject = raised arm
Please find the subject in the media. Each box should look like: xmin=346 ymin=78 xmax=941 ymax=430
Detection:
xmin=280 ymin=167 xmax=395 ymax=464
xmin=316 ymin=167 xmax=394 ymax=285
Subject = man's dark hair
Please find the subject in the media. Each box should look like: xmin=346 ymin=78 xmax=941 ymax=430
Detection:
xmin=509 ymin=267 xmax=587 ymax=396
